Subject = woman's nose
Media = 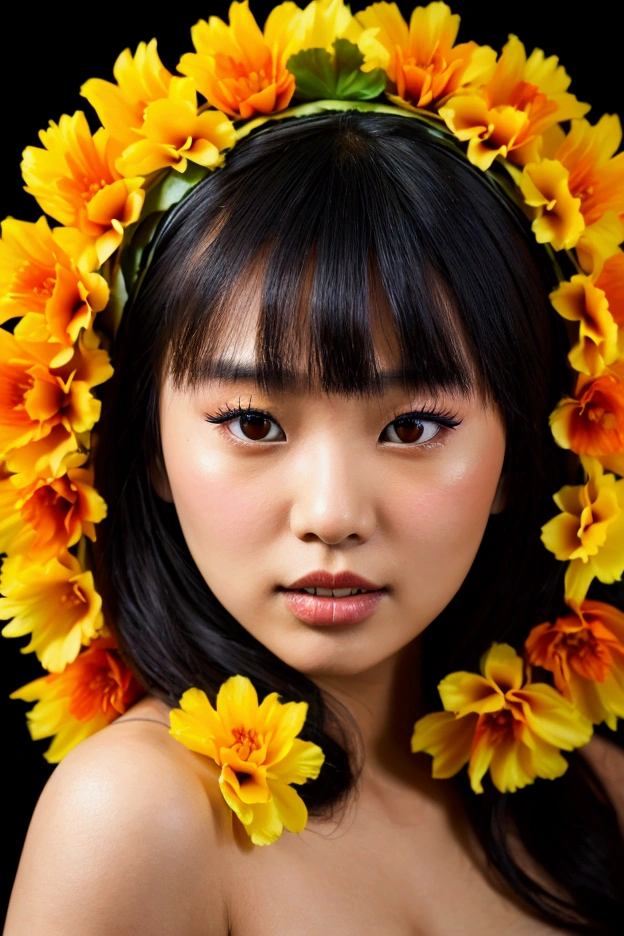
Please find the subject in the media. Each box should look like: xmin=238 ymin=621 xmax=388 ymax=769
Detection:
xmin=287 ymin=440 xmax=377 ymax=546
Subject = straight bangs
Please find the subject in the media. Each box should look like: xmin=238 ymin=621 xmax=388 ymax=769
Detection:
xmin=137 ymin=111 xmax=558 ymax=417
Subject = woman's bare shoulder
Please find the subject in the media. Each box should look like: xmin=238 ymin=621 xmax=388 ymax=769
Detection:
xmin=5 ymin=697 xmax=231 ymax=936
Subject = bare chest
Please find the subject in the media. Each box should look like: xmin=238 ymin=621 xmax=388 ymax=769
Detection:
xmin=223 ymin=803 xmax=567 ymax=936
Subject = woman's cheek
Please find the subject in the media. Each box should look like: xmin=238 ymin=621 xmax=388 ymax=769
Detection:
xmin=391 ymin=445 xmax=503 ymax=564
xmin=165 ymin=440 xmax=276 ymax=566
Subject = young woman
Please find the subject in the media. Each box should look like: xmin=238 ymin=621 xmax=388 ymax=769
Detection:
xmin=3 ymin=3 xmax=624 ymax=934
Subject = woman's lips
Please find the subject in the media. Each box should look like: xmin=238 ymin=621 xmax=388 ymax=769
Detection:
xmin=280 ymin=589 xmax=387 ymax=626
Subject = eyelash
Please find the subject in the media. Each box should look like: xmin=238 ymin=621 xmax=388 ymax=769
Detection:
xmin=204 ymin=399 xmax=463 ymax=450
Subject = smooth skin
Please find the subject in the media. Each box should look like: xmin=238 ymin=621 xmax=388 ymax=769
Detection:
xmin=5 ymin=301 xmax=624 ymax=935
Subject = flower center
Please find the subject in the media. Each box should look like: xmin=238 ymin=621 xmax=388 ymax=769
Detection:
xmin=482 ymin=707 xmax=516 ymax=743
xmin=246 ymin=69 xmax=270 ymax=93
xmin=231 ymin=726 xmax=261 ymax=761
xmin=81 ymin=178 xmax=107 ymax=202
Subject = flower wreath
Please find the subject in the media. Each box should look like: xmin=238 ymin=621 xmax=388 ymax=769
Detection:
xmin=2 ymin=0 xmax=624 ymax=845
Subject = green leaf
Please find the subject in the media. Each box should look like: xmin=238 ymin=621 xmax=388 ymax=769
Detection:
xmin=287 ymin=39 xmax=387 ymax=102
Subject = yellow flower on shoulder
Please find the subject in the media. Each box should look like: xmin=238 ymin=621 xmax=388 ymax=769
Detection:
xmin=170 ymin=675 xmax=325 ymax=845
xmin=439 ymin=34 xmax=589 ymax=170
xmin=81 ymin=39 xmax=174 ymax=150
xmin=0 ymin=551 xmax=104 ymax=673
xmin=21 ymin=112 xmax=145 ymax=267
xmin=541 ymin=457 xmax=624 ymax=607
xmin=356 ymin=1 xmax=495 ymax=110
xmin=0 ymin=217 xmax=109 ymax=366
xmin=178 ymin=0 xmax=304 ymax=118
xmin=10 ymin=636 xmax=143 ymax=762
xmin=411 ymin=643 xmax=593 ymax=794
xmin=115 ymin=77 xmax=235 ymax=177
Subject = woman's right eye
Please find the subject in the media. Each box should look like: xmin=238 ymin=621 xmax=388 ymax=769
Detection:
xmin=229 ymin=411 xmax=284 ymax=442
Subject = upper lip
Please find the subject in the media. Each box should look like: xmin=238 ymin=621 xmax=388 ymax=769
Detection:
xmin=282 ymin=571 xmax=385 ymax=591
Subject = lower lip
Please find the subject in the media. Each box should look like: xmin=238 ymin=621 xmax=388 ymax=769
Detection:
xmin=280 ymin=589 xmax=387 ymax=625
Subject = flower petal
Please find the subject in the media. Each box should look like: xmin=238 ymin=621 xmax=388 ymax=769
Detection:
xmin=244 ymin=798 xmax=284 ymax=846
xmin=411 ymin=710 xmax=477 ymax=779
xmin=269 ymin=779 xmax=308 ymax=834
xmin=268 ymin=738 xmax=325 ymax=785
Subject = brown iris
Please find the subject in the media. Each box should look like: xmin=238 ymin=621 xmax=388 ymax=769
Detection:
xmin=392 ymin=416 xmax=425 ymax=444
xmin=239 ymin=412 xmax=273 ymax=441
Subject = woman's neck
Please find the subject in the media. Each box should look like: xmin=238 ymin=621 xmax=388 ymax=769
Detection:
xmin=313 ymin=636 xmax=426 ymax=783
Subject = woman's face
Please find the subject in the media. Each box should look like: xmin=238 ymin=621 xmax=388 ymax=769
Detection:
xmin=157 ymin=299 xmax=506 ymax=678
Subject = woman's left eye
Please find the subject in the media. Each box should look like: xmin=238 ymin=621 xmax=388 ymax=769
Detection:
xmin=204 ymin=406 xmax=460 ymax=446
xmin=381 ymin=415 xmax=441 ymax=445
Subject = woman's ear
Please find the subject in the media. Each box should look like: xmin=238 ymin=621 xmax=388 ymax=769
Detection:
xmin=150 ymin=451 xmax=174 ymax=503
xmin=490 ymin=474 xmax=507 ymax=515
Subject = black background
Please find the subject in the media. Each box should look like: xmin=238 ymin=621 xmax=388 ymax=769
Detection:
xmin=1 ymin=0 xmax=622 ymax=923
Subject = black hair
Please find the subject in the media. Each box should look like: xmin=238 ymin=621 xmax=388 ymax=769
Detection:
xmin=93 ymin=110 xmax=624 ymax=933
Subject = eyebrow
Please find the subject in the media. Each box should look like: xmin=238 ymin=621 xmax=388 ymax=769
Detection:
xmin=198 ymin=359 xmax=431 ymax=389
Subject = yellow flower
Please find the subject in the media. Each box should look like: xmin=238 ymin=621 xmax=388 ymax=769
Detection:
xmin=356 ymin=1 xmax=495 ymax=110
xmin=81 ymin=39 xmax=174 ymax=150
xmin=115 ymin=77 xmax=236 ymax=177
xmin=0 ymin=217 xmax=109 ymax=367
xmin=549 ymin=273 xmax=619 ymax=377
xmin=0 ymin=324 xmax=112 ymax=468
xmin=520 ymin=115 xmax=624 ymax=255
xmin=170 ymin=675 xmax=325 ymax=845
xmin=0 ymin=465 xmax=107 ymax=563
xmin=10 ymin=636 xmax=143 ymax=762
xmin=439 ymin=34 xmax=589 ymax=170
xmin=178 ymin=0 xmax=304 ymax=118
xmin=0 ymin=552 xmax=104 ymax=673
xmin=576 ymin=211 xmax=624 ymax=276
xmin=294 ymin=0 xmax=377 ymax=59
xmin=541 ymin=457 xmax=624 ymax=606
xmin=21 ymin=112 xmax=145 ymax=267
xmin=526 ymin=600 xmax=624 ymax=730
xmin=411 ymin=643 xmax=593 ymax=793
xmin=520 ymin=159 xmax=585 ymax=251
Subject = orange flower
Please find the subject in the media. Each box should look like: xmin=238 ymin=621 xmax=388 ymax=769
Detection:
xmin=439 ymin=34 xmax=589 ymax=170
xmin=114 ymin=77 xmax=235 ymax=177
xmin=21 ymin=112 xmax=145 ymax=267
xmin=0 ymin=552 xmax=104 ymax=673
xmin=0 ymin=217 xmax=109 ymax=367
xmin=0 ymin=466 xmax=107 ymax=563
xmin=411 ymin=643 xmax=592 ymax=793
xmin=356 ymin=1 xmax=495 ymax=110
xmin=596 ymin=251 xmax=624 ymax=341
xmin=549 ymin=361 xmax=624 ymax=458
xmin=556 ymin=115 xmax=624 ymax=229
xmin=549 ymin=274 xmax=619 ymax=377
xmin=0 ymin=325 xmax=112 ymax=468
xmin=81 ymin=39 xmax=173 ymax=150
xmin=520 ymin=115 xmax=624 ymax=254
xmin=10 ymin=636 xmax=144 ymax=762
xmin=526 ymin=601 xmax=624 ymax=730
xmin=178 ymin=0 xmax=303 ymax=118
